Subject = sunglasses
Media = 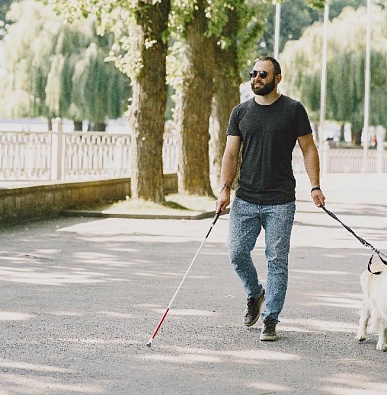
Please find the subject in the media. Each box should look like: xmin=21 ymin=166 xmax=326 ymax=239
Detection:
xmin=249 ymin=70 xmax=268 ymax=79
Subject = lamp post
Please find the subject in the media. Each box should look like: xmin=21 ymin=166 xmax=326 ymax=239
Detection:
xmin=274 ymin=1 xmax=281 ymax=59
xmin=362 ymin=0 xmax=372 ymax=174
xmin=318 ymin=0 xmax=329 ymax=174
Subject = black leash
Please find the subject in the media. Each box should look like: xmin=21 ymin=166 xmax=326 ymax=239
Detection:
xmin=320 ymin=205 xmax=387 ymax=275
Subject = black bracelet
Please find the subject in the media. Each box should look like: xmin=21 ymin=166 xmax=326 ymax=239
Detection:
xmin=311 ymin=186 xmax=321 ymax=193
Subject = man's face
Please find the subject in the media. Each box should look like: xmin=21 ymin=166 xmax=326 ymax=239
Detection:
xmin=250 ymin=61 xmax=276 ymax=96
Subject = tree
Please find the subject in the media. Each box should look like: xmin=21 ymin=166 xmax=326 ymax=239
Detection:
xmin=45 ymin=0 xmax=270 ymax=201
xmin=169 ymin=0 xmax=270 ymax=193
xmin=127 ymin=0 xmax=170 ymax=202
xmin=280 ymin=5 xmax=387 ymax=144
xmin=210 ymin=0 xmax=269 ymax=186
xmin=0 ymin=0 xmax=130 ymax=130
xmin=171 ymin=0 xmax=217 ymax=196
xmin=46 ymin=0 xmax=170 ymax=203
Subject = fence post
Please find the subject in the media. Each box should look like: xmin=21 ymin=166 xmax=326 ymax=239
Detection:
xmin=51 ymin=118 xmax=64 ymax=180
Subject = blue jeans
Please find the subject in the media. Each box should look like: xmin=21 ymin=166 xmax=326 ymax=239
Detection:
xmin=228 ymin=197 xmax=296 ymax=323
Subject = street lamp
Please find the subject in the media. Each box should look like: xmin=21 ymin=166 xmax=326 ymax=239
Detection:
xmin=274 ymin=1 xmax=281 ymax=59
xmin=362 ymin=0 xmax=372 ymax=174
xmin=318 ymin=0 xmax=329 ymax=174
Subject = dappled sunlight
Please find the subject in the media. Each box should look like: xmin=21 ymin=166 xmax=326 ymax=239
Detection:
xmin=298 ymin=292 xmax=362 ymax=309
xmin=0 ymin=359 xmax=71 ymax=373
xmin=109 ymin=247 xmax=137 ymax=253
xmin=56 ymin=337 xmax=135 ymax=346
xmin=0 ymin=266 xmax=108 ymax=285
xmin=323 ymin=253 xmax=349 ymax=259
xmin=0 ymin=312 xmax=35 ymax=321
xmin=132 ymin=270 xmax=182 ymax=279
xmin=74 ymin=251 xmax=118 ymax=260
xmin=98 ymin=311 xmax=136 ymax=319
xmin=134 ymin=303 xmax=160 ymax=309
xmin=46 ymin=311 xmax=81 ymax=317
xmin=222 ymin=349 xmax=300 ymax=361
xmin=57 ymin=218 xmax=220 ymax=244
xmin=76 ymin=235 xmax=201 ymax=243
xmin=292 ymin=269 xmax=354 ymax=276
xmin=154 ymin=308 xmax=217 ymax=317
xmin=0 ymin=373 xmax=103 ymax=394
xmin=246 ymin=382 xmax=292 ymax=392
xmin=141 ymin=353 xmax=222 ymax=364
xmin=320 ymin=373 xmax=387 ymax=395
xmin=0 ymin=360 xmax=103 ymax=394
xmin=73 ymin=251 xmax=134 ymax=267
xmin=281 ymin=318 xmax=358 ymax=334
xmin=140 ymin=346 xmax=300 ymax=365
xmin=35 ymin=249 xmax=62 ymax=255
xmin=133 ymin=270 xmax=213 ymax=280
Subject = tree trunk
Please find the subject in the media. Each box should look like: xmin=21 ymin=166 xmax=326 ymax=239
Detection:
xmin=352 ymin=129 xmax=362 ymax=146
xmin=210 ymin=7 xmax=241 ymax=188
xmin=92 ymin=122 xmax=106 ymax=131
xmin=175 ymin=0 xmax=215 ymax=196
xmin=74 ymin=120 xmax=83 ymax=131
xmin=128 ymin=0 xmax=170 ymax=202
xmin=339 ymin=123 xmax=345 ymax=142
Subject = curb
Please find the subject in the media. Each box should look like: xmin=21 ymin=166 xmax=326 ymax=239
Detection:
xmin=61 ymin=208 xmax=230 ymax=220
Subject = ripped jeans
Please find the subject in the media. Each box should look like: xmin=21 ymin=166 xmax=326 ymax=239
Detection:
xmin=228 ymin=197 xmax=296 ymax=323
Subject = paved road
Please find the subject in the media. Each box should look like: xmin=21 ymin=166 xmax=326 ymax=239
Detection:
xmin=0 ymin=173 xmax=387 ymax=394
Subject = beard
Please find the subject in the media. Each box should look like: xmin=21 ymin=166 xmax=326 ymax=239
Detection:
xmin=251 ymin=77 xmax=276 ymax=96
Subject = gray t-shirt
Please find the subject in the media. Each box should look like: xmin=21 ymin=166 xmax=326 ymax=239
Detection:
xmin=227 ymin=95 xmax=312 ymax=205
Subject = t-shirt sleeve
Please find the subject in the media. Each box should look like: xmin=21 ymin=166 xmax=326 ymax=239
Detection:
xmin=294 ymin=102 xmax=313 ymax=137
xmin=226 ymin=106 xmax=242 ymax=137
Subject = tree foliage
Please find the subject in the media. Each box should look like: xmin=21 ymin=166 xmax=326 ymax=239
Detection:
xmin=0 ymin=0 xmax=130 ymax=129
xmin=46 ymin=0 xmax=171 ymax=202
xmin=281 ymin=5 xmax=387 ymax=143
xmin=45 ymin=0 xmax=271 ymax=197
xmin=259 ymin=0 xmax=364 ymax=56
xmin=0 ymin=0 xmax=12 ymax=38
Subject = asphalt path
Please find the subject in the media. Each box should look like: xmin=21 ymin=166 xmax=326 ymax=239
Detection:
xmin=0 ymin=173 xmax=387 ymax=394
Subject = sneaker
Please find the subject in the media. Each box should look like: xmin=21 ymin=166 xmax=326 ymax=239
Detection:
xmin=243 ymin=290 xmax=265 ymax=327
xmin=260 ymin=317 xmax=278 ymax=341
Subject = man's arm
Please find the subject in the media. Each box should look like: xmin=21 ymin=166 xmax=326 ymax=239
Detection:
xmin=216 ymin=135 xmax=241 ymax=213
xmin=297 ymin=133 xmax=326 ymax=207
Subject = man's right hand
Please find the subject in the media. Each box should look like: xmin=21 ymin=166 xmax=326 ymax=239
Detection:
xmin=216 ymin=189 xmax=231 ymax=213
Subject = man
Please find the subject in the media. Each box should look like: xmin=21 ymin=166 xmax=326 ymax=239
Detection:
xmin=216 ymin=56 xmax=325 ymax=341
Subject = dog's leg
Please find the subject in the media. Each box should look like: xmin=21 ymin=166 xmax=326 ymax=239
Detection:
xmin=376 ymin=323 xmax=387 ymax=352
xmin=356 ymin=303 xmax=370 ymax=342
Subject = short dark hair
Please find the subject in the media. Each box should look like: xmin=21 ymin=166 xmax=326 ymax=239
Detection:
xmin=254 ymin=56 xmax=282 ymax=75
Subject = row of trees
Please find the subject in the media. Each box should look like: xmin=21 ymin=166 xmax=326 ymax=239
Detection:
xmin=259 ymin=0 xmax=364 ymax=55
xmin=43 ymin=0 xmax=327 ymax=203
xmin=0 ymin=0 xmax=131 ymax=131
xmin=2 ymin=1 xmax=380 ymax=203
xmin=281 ymin=3 xmax=387 ymax=145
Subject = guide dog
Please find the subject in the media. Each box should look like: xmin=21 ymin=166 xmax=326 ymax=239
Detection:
xmin=356 ymin=261 xmax=387 ymax=352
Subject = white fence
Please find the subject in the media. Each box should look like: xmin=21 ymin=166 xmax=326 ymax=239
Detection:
xmin=292 ymin=143 xmax=387 ymax=174
xmin=0 ymin=127 xmax=179 ymax=181
xmin=0 ymin=128 xmax=386 ymax=181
